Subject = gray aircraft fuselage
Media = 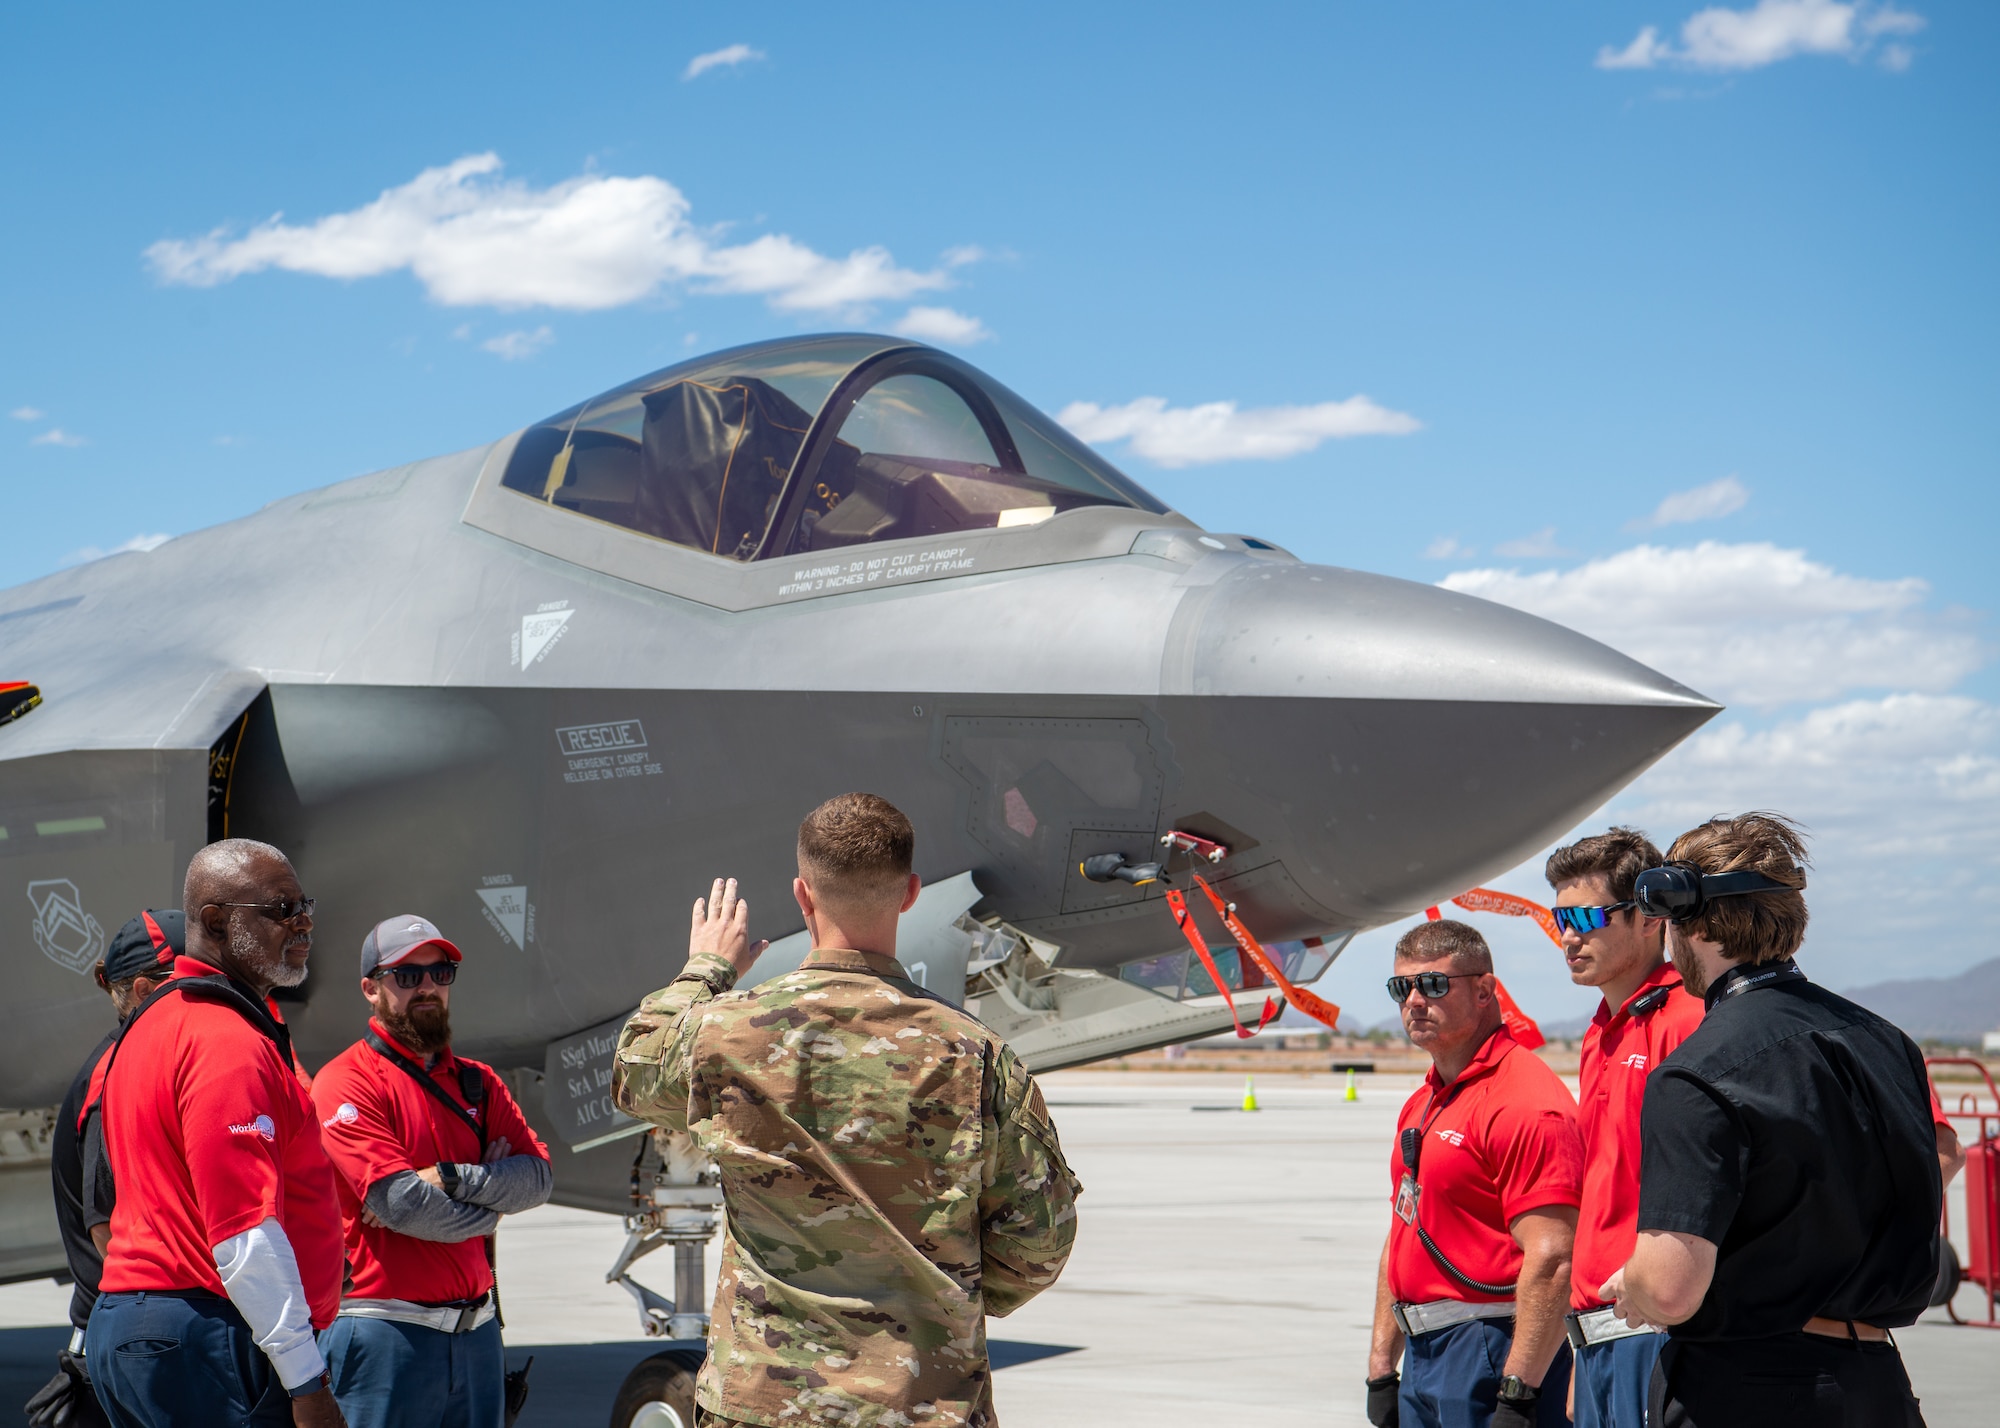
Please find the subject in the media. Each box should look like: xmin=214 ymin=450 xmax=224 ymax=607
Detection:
xmin=0 ymin=334 xmax=1716 ymax=1255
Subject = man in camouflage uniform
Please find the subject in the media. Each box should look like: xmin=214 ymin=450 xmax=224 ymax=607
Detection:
xmin=613 ymin=793 xmax=1080 ymax=1428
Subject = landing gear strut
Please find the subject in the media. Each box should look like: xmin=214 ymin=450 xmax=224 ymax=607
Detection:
xmin=607 ymin=1130 xmax=722 ymax=1340
xmin=605 ymin=1131 xmax=717 ymax=1425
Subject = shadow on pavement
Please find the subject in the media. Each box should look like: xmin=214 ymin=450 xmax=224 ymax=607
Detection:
xmin=0 ymin=1328 xmax=1080 ymax=1428
xmin=504 ymin=1339 xmax=1083 ymax=1427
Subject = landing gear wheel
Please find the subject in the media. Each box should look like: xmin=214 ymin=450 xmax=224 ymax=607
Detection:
xmin=609 ymin=1350 xmax=702 ymax=1428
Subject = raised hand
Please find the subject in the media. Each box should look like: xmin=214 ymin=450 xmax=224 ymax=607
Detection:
xmin=691 ymin=878 xmax=770 ymax=976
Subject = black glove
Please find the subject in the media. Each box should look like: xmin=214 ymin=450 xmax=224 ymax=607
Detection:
xmin=25 ymin=1350 xmax=111 ymax=1428
xmin=1365 ymin=1372 xmax=1401 ymax=1427
xmin=1491 ymin=1397 xmax=1537 ymax=1428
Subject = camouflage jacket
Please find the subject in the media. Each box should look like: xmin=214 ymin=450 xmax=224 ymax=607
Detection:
xmin=613 ymin=946 xmax=1080 ymax=1428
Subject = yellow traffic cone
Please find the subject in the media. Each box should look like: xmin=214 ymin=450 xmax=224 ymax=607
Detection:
xmin=1242 ymin=1077 xmax=1260 ymax=1112
xmin=1344 ymin=1069 xmax=1359 ymax=1102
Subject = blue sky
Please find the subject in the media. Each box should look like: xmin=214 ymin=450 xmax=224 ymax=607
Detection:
xmin=3 ymin=2 xmax=1994 ymax=1020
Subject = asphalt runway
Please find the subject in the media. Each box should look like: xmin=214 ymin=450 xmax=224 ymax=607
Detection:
xmin=0 ymin=1069 xmax=1993 ymax=1426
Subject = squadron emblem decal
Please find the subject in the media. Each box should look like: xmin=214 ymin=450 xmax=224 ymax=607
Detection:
xmin=27 ymin=878 xmax=105 ymax=975
xmin=511 ymin=601 xmax=573 ymax=671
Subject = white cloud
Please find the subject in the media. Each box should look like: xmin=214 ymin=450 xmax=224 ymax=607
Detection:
xmin=1441 ymin=541 xmax=1985 ymax=707
xmin=1057 ymin=394 xmax=1419 ymax=468
xmin=1630 ymin=474 xmax=1750 ymax=529
xmin=683 ymin=44 xmax=764 ymax=81
xmin=1598 ymin=26 xmax=1673 ymax=68
xmin=1493 ymin=527 xmax=1570 ymax=559
xmin=1425 ymin=536 xmax=1475 ymax=560
xmin=481 ymin=326 xmax=554 ymax=360
xmin=65 ymin=532 xmax=172 ymax=565
xmin=9 ymin=405 xmax=44 ymax=421
xmin=145 ymin=153 xmax=960 ymax=315
xmin=891 ymin=306 xmax=991 ymax=345
xmin=1597 ymin=0 xmax=1925 ymax=71
xmin=1601 ymin=693 xmax=2000 ymax=983
xmin=30 ymin=428 xmax=87 ymax=447
xmin=942 ymin=245 xmax=986 ymax=268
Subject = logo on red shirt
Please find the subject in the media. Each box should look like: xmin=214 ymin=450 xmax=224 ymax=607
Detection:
xmin=322 ymin=1103 xmax=360 ymax=1129
xmin=1435 ymin=1127 xmax=1466 ymax=1147
xmin=1621 ymin=1053 xmax=1649 ymax=1071
xmin=229 ymin=1114 xmax=276 ymax=1141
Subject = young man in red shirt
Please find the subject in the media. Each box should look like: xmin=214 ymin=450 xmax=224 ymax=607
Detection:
xmin=311 ymin=915 xmax=552 ymax=1428
xmin=86 ymin=840 xmax=347 ymax=1428
xmin=1546 ymin=828 xmax=1703 ymax=1428
xmin=1367 ymin=920 xmax=1582 ymax=1428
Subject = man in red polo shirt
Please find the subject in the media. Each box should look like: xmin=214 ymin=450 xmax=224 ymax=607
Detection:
xmin=1366 ymin=920 xmax=1581 ymax=1428
xmin=1545 ymin=828 xmax=1703 ymax=1428
xmin=311 ymin=915 xmax=551 ymax=1428
xmin=85 ymin=839 xmax=346 ymax=1428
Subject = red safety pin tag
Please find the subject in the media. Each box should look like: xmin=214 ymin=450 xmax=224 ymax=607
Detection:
xmin=1191 ymin=875 xmax=1343 ymax=1032
xmin=1163 ymin=888 xmax=1278 ymax=1039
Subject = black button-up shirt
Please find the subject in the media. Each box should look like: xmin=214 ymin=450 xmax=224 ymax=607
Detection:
xmin=1636 ymin=960 xmax=1941 ymax=1340
xmin=51 ymin=1027 xmax=118 ymax=1332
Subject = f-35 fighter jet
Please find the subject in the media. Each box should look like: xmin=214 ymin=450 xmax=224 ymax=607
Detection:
xmin=0 ymin=333 xmax=1716 ymax=1282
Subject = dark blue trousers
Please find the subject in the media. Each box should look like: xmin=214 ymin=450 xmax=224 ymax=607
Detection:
xmin=86 ymin=1291 xmax=291 ymax=1428
xmin=321 ymin=1314 xmax=504 ymax=1428
xmin=1400 ymin=1318 xmax=1573 ymax=1428
xmin=1572 ymin=1331 xmax=1664 ymax=1428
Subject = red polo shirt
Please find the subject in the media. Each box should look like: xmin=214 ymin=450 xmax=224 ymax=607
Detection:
xmin=1571 ymin=962 xmax=1705 ymax=1310
xmin=1388 ymin=1027 xmax=1585 ymax=1305
xmin=96 ymin=958 xmax=343 ymax=1326
xmin=311 ymin=1021 xmax=548 ymax=1303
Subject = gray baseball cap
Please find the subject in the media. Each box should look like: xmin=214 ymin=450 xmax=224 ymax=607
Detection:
xmin=360 ymin=914 xmax=463 ymax=977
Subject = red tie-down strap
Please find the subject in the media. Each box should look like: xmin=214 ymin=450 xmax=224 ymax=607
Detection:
xmin=1422 ymin=887 xmax=1551 ymax=1050
xmin=1163 ymin=888 xmax=1281 ymax=1038
xmin=1190 ymin=876 xmax=1344 ymax=1032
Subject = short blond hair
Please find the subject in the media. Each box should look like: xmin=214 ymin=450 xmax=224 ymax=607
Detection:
xmin=1394 ymin=919 xmax=1493 ymax=975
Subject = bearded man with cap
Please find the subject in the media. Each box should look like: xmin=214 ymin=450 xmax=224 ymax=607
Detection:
xmin=309 ymin=915 xmax=552 ymax=1428
xmin=26 ymin=911 xmax=180 ymax=1428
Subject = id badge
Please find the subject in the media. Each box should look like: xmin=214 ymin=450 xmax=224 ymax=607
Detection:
xmin=1394 ymin=1173 xmax=1420 ymax=1225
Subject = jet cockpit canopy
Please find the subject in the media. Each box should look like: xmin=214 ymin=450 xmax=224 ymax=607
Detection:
xmin=500 ymin=335 xmax=1166 ymax=563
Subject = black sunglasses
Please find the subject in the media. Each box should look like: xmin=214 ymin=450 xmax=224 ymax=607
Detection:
xmin=213 ymin=897 xmax=316 ymax=924
xmin=378 ymin=962 xmax=457 ymax=989
xmin=1386 ymin=971 xmax=1482 ymax=1004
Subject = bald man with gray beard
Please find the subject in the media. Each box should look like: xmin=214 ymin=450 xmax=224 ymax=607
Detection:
xmin=86 ymin=840 xmax=348 ymax=1428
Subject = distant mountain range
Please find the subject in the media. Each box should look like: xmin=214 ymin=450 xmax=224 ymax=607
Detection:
xmin=1842 ymin=957 xmax=2000 ymax=1045
xmin=1343 ymin=959 xmax=2000 ymax=1047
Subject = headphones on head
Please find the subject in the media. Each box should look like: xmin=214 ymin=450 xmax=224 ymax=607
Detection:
xmin=1633 ymin=862 xmax=1801 ymax=923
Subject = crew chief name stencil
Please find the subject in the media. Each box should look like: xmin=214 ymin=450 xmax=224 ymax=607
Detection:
xmin=511 ymin=601 xmax=572 ymax=670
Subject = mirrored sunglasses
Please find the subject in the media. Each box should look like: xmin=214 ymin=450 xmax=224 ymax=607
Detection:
xmin=1550 ymin=901 xmax=1635 ymax=935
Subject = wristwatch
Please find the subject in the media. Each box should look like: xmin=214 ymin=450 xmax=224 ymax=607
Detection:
xmin=288 ymin=1370 xmax=331 ymax=1399
xmin=1497 ymin=1375 xmax=1539 ymax=1405
xmin=437 ymin=1161 xmax=462 ymax=1199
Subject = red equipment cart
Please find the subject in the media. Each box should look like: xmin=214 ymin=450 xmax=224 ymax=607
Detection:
xmin=1926 ymin=1056 xmax=2000 ymax=1328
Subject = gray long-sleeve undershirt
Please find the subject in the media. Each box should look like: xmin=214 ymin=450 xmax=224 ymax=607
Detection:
xmin=363 ymin=1155 xmax=551 ymax=1243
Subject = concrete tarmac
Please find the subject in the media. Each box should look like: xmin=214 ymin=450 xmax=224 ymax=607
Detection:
xmin=1 ymin=1069 xmax=1992 ymax=1425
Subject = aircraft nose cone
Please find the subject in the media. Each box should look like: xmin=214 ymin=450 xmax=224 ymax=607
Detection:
xmin=1167 ymin=562 xmax=1720 ymax=923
